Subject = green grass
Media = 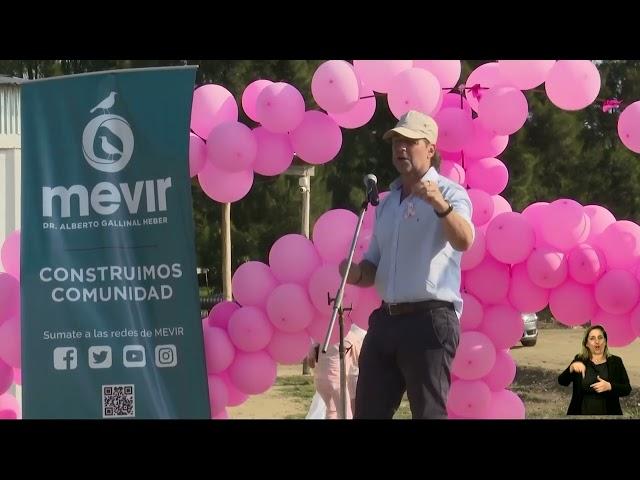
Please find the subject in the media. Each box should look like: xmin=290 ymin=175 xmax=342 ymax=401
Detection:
xmin=275 ymin=367 xmax=640 ymax=419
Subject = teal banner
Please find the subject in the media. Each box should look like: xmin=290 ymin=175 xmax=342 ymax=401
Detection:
xmin=20 ymin=67 xmax=210 ymax=418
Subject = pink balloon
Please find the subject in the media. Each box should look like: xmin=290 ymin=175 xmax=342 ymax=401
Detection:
xmin=12 ymin=367 xmax=20 ymax=386
xmin=482 ymin=389 xmax=525 ymax=419
xmin=0 ymin=393 xmax=19 ymax=420
xmin=312 ymin=209 xmax=359 ymax=263
xmin=228 ymin=306 xmax=274 ymax=352
xmin=568 ymin=243 xmax=607 ymax=285
xmin=491 ymin=195 xmax=513 ymax=218
xmin=440 ymin=160 xmax=466 ymax=186
xmin=508 ymin=262 xmax=549 ymax=313
xmin=596 ymin=221 xmax=640 ymax=270
xmin=618 ymin=101 xmax=640 ymax=153
xmin=203 ymin=325 xmax=235 ymax=374
xmin=206 ymin=121 xmax=257 ymax=172
xmin=593 ymin=310 xmax=637 ymax=347
xmin=266 ymin=283 xmax=315 ymax=333
xmin=311 ymin=60 xmax=360 ymax=113
xmin=482 ymin=350 xmax=516 ymax=391
xmin=498 ymin=60 xmax=556 ymax=90
xmin=207 ymin=301 xmax=240 ymax=329
xmin=540 ymin=199 xmax=590 ymax=252
xmin=461 ymin=228 xmax=486 ymax=271
xmin=0 ymin=358 xmax=13 ymax=395
xmin=464 ymin=118 xmax=509 ymax=159
xmin=191 ymin=84 xmax=238 ymax=139
xmin=413 ymin=60 xmax=461 ymax=89
xmin=353 ymin=228 xmax=373 ymax=263
xmin=256 ymin=82 xmax=306 ymax=134
xmin=595 ymin=269 xmax=640 ymax=315
xmin=1 ymin=230 xmax=20 ymax=280
xmin=521 ymin=202 xmax=549 ymax=247
xmin=218 ymin=371 xmax=249 ymax=407
xmin=464 ymin=62 xmax=510 ymax=112
xmin=480 ymin=304 xmax=524 ymax=350
xmin=478 ymin=86 xmax=529 ymax=135
xmin=353 ymin=60 xmax=413 ymax=93
xmin=549 ymin=279 xmax=597 ymax=327
xmin=251 ymin=127 xmax=294 ymax=176
xmin=328 ymin=82 xmax=377 ymax=129
xmin=232 ymin=261 xmax=278 ymax=309
xmin=267 ymin=330 xmax=312 ymax=365
xmin=460 ymin=292 xmax=484 ymax=332
xmin=198 ymin=161 xmax=254 ymax=204
xmin=452 ymin=331 xmax=496 ymax=380
xmin=584 ymin=205 xmax=616 ymax=244
xmin=629 ymin=304 xmax=640 ymax=338
xmin=349 ymin=286 xmax=380 ymax=330
xmin=465 ymin=157 xmax=508 ymax=195
xmin=387 ymin=68 xmax=441 ymax=118
xmin=308 ymin=264 xmax=361 ymax=314
xmin=0 ymin=314 xmax=20 ymax=368
xmin=242 ymin=79 xmax=272 ymax=122
xmin=207 ymin=374 xmax=229 ymax=417
xmin=289 ymin=110 xmax=342 ymax=165
xmin=526 ymin=247 xmax=568 ymax=289
xmin=434 ymin=108 xmax=474 ymax=152
xmin=188 ymin=133 xmax=206 ymax=178
xmin=307 ymin=312 xmax=350 ymax=345
xmin=464 ymin=255 xmax=510 ymax=305
xmin=545 ymin=60 xmax=601 ymax=111
xmin=212 ymin=409 xmax=229 ymax=420
xmin=468 ymin=189 xmax=494 ymax=226
xmin=268 ymin=234 xmax=321 ymax=285
xmin=439 ymin=92 xmax=472 ymax=114
xmin=0 ymin=273 xmax=19 ymax=325
xmin=485 ymin=212 xmax=535 ymax=264
xmin=228 ymin=351 xmax=277 ymax=395
xmin=447 ymin=379 xmax=492 ymax=418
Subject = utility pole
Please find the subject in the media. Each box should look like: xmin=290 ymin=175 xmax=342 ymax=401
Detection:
xmin=284 ymin=164 xmax=315 ymax=374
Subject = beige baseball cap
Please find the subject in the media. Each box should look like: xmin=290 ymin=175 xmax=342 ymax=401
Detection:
xmin=383 ymin=110 xmax=438 ymax=144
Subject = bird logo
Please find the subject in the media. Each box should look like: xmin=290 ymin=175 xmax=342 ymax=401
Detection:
xmin=90 ymin=91 xmax=117 ymax=113
xmin=82 ymin=91 xmax=134 ymax=173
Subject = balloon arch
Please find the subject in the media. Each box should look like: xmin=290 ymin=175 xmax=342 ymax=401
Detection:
xmin=3 ymin=60 xmax=640 ymax=419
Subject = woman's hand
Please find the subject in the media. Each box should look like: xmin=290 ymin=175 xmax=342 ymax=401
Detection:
xmin=590 ymin=375 xmax=612 ymax=393
xmin=569 ymin=361 xmax=586 ymax=377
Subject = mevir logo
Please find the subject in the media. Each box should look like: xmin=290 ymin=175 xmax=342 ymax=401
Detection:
xmin=82 ymin=91 xmax=134 ymax=173
xmin=42 ymin=91 xmax=173 ymax=219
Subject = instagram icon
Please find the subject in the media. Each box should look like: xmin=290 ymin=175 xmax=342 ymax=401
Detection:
xmin=155 ymin=345 xmax=177 ymax=368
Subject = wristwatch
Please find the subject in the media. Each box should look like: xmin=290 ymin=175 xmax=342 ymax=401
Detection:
xmin=435 ymin=202 xmax=453 ymax=218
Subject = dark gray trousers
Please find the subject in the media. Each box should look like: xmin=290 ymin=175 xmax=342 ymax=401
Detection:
xmin=354 ymin=302 xmax=460 ymax=419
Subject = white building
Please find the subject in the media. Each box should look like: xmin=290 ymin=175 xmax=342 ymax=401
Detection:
xmin=0 ymin=75 xmax=24 ymax=410
xmin=0 ymin=75 xmax=23 ymax=248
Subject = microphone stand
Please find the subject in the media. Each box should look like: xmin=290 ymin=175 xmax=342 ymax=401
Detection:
xmin=322 ymin=192 xmax=375 ymax=419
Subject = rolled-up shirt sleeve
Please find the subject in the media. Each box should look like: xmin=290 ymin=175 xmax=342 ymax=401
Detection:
xmin=447 ymin=185 xmax=475 ymax=241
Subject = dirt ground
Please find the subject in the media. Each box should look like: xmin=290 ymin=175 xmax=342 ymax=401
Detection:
xmin=228 ymin=328 xmax=640 ymax=419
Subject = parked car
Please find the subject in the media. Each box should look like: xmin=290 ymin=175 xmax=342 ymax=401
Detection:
xmin=520 ymin=313 xmax=538 ymax=347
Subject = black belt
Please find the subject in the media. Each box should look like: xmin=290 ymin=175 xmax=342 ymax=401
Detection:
xmin=382 ymin=300 xmax=453 ymax=316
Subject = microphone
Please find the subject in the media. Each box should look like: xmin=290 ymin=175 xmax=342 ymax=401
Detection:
xmin=363 ymin=173 xmax=379 ymax=206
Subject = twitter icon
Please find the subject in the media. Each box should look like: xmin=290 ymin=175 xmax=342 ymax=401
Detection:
xmin=88 ymin=346 xmax=112 ymax=369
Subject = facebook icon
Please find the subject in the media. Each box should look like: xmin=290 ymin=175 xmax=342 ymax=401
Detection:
xmin=53 ymin=347 xmax=78 ymax=370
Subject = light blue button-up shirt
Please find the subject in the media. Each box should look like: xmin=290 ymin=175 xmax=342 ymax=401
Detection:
xmin=364 ymin=167 xmax=474 ymax=319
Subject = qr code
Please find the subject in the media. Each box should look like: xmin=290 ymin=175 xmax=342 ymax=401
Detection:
xmin=102 ymin=384 xmax=135 ymax=418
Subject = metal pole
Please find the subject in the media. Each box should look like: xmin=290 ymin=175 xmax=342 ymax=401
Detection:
xmin=300 ymin=174 xmax=311 ymax=375
xmin=222 ymin=202 xmax=232 ymax=301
